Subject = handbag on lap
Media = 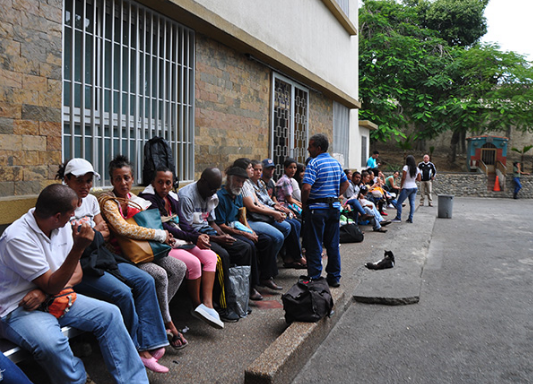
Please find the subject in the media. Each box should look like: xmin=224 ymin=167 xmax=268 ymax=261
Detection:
xmin=99 ymin=196 xmax=171 ymax=264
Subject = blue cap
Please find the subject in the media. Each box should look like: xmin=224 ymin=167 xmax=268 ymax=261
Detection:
xmin=262 ymin=158 xmax=275 ymax=168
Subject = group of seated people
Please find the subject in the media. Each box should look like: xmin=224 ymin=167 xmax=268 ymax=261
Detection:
xmin=341 ymin=168 xmax=402 ymax=234
xmin=0 ymin=154 xmax=311 ymax=383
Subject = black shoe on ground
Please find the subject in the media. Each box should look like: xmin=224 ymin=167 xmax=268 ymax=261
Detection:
xmin=326 ymin=276 xmax=340 ymax=288
xmin=218 ymin=309 xmax=240 ymax=323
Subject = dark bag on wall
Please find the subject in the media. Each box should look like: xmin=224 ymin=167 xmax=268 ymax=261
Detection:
xmin=282 ymin=276 xmax=334 ymax=324
xmin=143 ymin=136 xmax=178 ymax=188
xmin=339 ymin=223 xmax=364 ymax=243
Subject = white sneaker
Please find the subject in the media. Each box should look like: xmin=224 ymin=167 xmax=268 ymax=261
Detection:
xmin=192 ymin=304 xmax=224 ymax=329
xmin=387 ymin=204 xmax=395 ymax=209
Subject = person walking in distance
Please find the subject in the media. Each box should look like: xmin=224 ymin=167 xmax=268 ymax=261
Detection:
xmin=513 ymin=162 xmax=530 ymax=199
xmin=418 ymin=154 xmax=437 ymax=206
xmin=301 ymin=134 xmax=349 ymax=288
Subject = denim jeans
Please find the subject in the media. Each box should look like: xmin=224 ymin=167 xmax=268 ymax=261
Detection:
xmin=75 ymin=262 xmax=168 ymax=351
xmin=248 ymin=220 xmax=286 ymax=275
xmin=395 ymin=187 xmax=418 ymax=221
xmin=344 ymin=199 xmax=367 ymax=219
xmin=514 ymin=177 xmax=522 ymax=195
xmin=303 ymin=208 xmax=341 ymax=281
xmin=363 ymin=206 xmax=381 ymax=230
xmin=0 ymin=351 xmax=32 ymax=384
xmin=0 ymin=295 xmax=148 ymax=384
xmin=284 ymin=217 xmax=302 ymax=259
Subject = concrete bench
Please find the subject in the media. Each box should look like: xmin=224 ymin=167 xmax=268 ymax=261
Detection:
xmin=1 ymin=327 xmax=83 ymax=364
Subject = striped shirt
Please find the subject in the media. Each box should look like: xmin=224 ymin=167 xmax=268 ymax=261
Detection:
xmin=303 ymin=153 xmax=347 ymax=209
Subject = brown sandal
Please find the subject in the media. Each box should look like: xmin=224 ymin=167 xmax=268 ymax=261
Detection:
xmin=168 ymin=331 xmax=188 ymax=350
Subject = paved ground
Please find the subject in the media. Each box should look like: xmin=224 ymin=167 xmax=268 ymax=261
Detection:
xmin=16 ymin=203 xmax=383 ymax=383
xmin=293 ymin=197 xmax=533 ymax=384
xmin=17 ymin=196 xmax=530 ymax=384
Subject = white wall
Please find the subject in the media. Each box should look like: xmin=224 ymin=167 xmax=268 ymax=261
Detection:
xmin=349 ymin=0 xmax=359 ymax=169
xmin=194 ymin=0 xmax=359 ymax=101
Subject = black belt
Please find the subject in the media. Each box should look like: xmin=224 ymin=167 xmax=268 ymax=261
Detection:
xmin=307 ymin=197 xmax=339 ymax=208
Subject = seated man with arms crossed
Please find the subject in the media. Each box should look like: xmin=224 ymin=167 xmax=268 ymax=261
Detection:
xmin=0 ymin=184 xmax=148 ymax=384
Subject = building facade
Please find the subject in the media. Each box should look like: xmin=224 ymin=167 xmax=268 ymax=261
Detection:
xmin=0 ymin=0 xmax=360 ymax=223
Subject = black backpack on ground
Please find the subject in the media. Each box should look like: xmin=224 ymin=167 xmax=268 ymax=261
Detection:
xmin=339 ymin=223 xmax=364 ymax=243
xmin=282 ymin=276 xmax=334 ymax=324
xmin=142 ymin=136 xmax=178 ymax=188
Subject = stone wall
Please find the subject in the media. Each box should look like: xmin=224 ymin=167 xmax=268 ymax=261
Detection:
xmin=0 ymin=0 xmax=63 ymax=197
xmin=195 ymin=35 xmax=271 ymax=175
xmin=432 ymin=172 xmax=532 ymax=199
xmin=194 ymin=34 xmax=334 ymax=177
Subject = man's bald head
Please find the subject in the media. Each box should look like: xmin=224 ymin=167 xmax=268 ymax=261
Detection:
xmin=197 ymin=167 xmax=222 ymax=199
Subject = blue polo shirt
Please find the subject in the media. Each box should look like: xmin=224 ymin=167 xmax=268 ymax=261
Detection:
xmin=303 ymin=153 xmax=347 ymax=209
xmin=367 ymin=156 xmax=378 ymax=169
xmin=215 ymin=187 xmax=243 ymax=225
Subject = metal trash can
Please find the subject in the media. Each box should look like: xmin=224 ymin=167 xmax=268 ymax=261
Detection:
xmin=437 ymin=194 xmax=454 ymax=218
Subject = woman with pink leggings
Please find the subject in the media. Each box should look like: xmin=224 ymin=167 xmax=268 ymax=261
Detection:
xmin=140 ymin=168 xmax=223 ymax=330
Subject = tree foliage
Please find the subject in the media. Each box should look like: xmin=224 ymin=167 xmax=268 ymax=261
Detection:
xmin=359 ymin=0 xmax=533 ymax=159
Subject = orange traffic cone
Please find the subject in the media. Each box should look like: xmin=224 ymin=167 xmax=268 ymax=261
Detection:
xmin=493 ymin=175 xmax=501 ymax=191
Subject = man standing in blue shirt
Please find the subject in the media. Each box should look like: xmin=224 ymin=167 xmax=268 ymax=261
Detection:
xmin=367 ymin=150 xmax=380 ymax=169
xmin=301 ymin=134 xmax=349 ymax=287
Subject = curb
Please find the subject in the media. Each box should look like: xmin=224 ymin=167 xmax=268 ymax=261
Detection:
xmin=244 ymin=288 xmax=348 ymax=384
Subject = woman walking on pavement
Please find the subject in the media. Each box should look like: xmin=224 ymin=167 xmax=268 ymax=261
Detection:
xmin=392 ymin=155 xmax=421 ymax=224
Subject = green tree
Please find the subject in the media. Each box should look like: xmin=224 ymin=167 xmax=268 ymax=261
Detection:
xmin=359 ymin=0 xmax=533 ymax=164
xmin=425 ymin=0 xmax=488 ymax=47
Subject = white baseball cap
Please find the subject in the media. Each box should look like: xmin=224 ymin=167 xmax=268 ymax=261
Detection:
xmin=64 ymin=158 xmax=101 ymax=179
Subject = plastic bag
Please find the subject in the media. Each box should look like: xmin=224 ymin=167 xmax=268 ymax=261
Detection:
xmin=227 ymin=266 xmax=251 ymax=317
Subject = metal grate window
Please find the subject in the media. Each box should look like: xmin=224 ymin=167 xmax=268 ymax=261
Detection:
xmin=271 ymin=74 xmax=309 ymax=179
xmin=333 ymin=101 xmax=350 ymax=167
xmin=63 ymin=0 xmax=195 ymax=186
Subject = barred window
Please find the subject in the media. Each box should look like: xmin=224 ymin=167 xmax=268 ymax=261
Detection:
xmin=63 ymin=0 xmax=195 ymax=186
xmin=271 ymin=73 xmax=309 ymax=179
xmin=333 ymin=101 xmax=350 ymax=167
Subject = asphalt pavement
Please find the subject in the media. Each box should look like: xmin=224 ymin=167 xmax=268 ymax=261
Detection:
xmin=293 ymin=197 xmax=533 ymax=384
xmin=17 ymin=196 xmax=531 ymax=384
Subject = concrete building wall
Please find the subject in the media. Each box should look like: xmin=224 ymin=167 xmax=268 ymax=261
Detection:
xmin=193 ymin=0 xmax=358 ymax=100
xmin=0 ymin=0 xmax=351 ymax=225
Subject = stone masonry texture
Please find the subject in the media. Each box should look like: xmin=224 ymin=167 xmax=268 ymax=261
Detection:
xmin=0 ymin=3 xmax=337 ymax=197
xmin=0 ymin=0 xmax=63 ymax=197
xmin=194 ymin=34 xmax=335 ymax=179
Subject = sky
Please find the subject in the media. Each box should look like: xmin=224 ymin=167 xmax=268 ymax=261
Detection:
xmin=481 ymin=0 xmax=533 ymax=61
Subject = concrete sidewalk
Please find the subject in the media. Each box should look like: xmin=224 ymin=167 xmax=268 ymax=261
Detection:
xmin=17 ymin=201 xmax=438 ymax=384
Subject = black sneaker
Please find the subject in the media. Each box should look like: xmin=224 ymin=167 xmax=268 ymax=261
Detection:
xmin=218 ymin=309 xmax=240 ymax=323
xmin=326 ymin=277 xmax=340 ymax=288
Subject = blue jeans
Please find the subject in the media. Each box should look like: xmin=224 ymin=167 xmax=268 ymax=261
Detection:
xmin=395 ymin=187 xmax=418 ymax=221
xmin=0 ymin=295 xmax=148 ymax=384
xmin=303 ymin=208 xmax=341 ymax=281
xmin=344 ymin=199 xmax=367 ymax=219
xmin=514 ymin=177 xmax=522 ymax=195
xmin=0 ymin=351 xmax=32 ymax=384
xmin=284 ymin=217 xmax=302 ymax=259
xmin=75 ymin=262 xmax=168 ymax=351
xmin=248 ymin=220 xmax=286 ymax=274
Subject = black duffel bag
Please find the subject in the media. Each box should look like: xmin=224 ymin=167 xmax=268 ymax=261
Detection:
xmin=282 ymin=276 xmax=334 ymax=324
xmin=339 ymin=223 xmax=364 ymax=243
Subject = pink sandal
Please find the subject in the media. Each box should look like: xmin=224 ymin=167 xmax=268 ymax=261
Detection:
xmin=140 ymin=356 xmax=169 ymax=373
xmin=150 ymin=347 xmax=165 ymax=361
